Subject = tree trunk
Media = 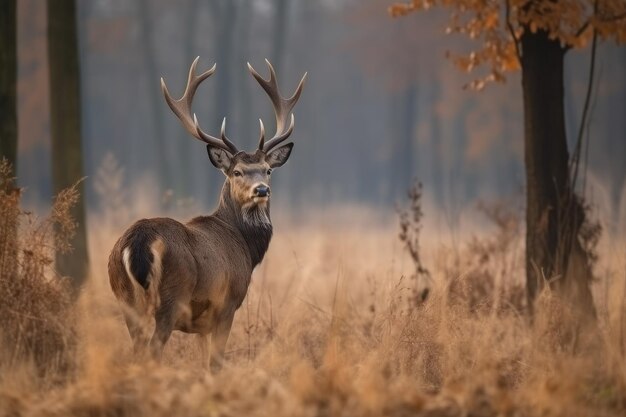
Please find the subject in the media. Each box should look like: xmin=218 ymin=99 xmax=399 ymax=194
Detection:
xmin=0 ymin=0 xmax=17 ymax=174
xmin=212 ymin=0 xmax=236 ymax=134
xmin=430 ymin=82 xmax=444 ymax=208
xmin=521 ymin=29 xmax=595 ymax=317
xmin=391 ymin=85 xmax=418 ymax=199
xmin=208 ymin=0 xmax=236 ymax=199
xmin=271 ymin=0 xmax=289 ymax=75
xmin=47 ymin=0 xmax=89 ymax=288
xmin=235 ymin=0 xmax=253 ymax=145
xmin=0 ymin=1 xmax=19 ymax=282
xmin=269 ymin=0 xmax=293 ymax=201
xmin=179 ymin=0 xmax=200 ymax=196
xmin=137 ymin=0 xmax=170 ymax=192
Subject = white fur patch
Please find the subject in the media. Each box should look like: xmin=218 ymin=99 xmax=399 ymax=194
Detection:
xmin=121 ymin=241 xmax=165 ymax=313
xmin=122 ymin=247 xmax=145 ymax=308
xmin=122 ymin=247 xmax=135 ymax=283
xmin=148 ymin=239 xmax=165 ymax=311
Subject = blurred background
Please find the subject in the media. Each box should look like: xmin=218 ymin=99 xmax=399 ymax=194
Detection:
xmin=4 ymin=3 xmax=626 ymax=412
xmin=13 ymin=0 xmax=626 ymax=230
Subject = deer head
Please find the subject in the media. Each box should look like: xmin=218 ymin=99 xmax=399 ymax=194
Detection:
xmin=160 ymin=57 xmax=306 ymax=213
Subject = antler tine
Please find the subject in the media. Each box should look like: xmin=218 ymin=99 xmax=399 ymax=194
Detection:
xmin=219 ymin=118 xmax=239 ymax=154
xmin=161 ymin=57 xmax=238 ymax=154
xmin=248 ymin=59 xmax=307 ymax=152
xmin=258 ymin=119 xmax=266 ymax=150
xmin=264 ymin=114 xmax=295 ymax=151
xmin=193 ymin=116 xmax=239 ymax=155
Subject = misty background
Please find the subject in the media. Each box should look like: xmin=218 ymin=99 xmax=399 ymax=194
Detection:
xmin=15 ymin=0 xmax=626 ymax=230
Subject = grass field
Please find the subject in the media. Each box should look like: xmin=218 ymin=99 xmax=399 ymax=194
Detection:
xmin=1 ymin=167 xmax=625 ymax=416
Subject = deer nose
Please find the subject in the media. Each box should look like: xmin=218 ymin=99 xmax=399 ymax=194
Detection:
xmin=254 ymin=185 xmax=270 ymax=197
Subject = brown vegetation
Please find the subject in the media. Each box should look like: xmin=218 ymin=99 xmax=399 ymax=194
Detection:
xmin=1 ymin=164 xmax=625 ymax=417
xmin=0 ymin=160 xmax=76 ymax=378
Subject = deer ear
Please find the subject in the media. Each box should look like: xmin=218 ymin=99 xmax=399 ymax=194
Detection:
xmin=265 ymin=143 xmax=294 ymax=168
xmin=207 ymin=145 xmax=233 ymax=173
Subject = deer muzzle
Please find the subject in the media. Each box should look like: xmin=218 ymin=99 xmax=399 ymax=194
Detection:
xmin=253 ymin=184 xmax=270 ymax=198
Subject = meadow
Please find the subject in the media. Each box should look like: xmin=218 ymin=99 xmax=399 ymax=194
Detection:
xmin=1 ymin=161 xmax=625 ymax=417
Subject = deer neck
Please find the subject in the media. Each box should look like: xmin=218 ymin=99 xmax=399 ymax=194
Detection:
xmin=213 ymin=181 xmax=273 ymax=268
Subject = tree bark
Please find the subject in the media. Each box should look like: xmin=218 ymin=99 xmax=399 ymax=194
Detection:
xmin=235 ymin=0 xmax=253 ymax=145
xmin=391 ymin=85 xmax=418 ymax=199
xmin=271 ymin=0 xmax=289 ymax=75
xmin=521 ymin=29 xmax=595 ymax=317
xmin=47 ymin=0 xmax=89 ymax=288
xmin=179 ymin=0 xmax=201 ymax=196
xmin=208 ymin=0 xmax=237 ymax=198
xmin=269 ymin=0 xmax=292 ymax=201
xmin=0 ymin=0 xmax=17 ymax=174
xmin=137 ymin=0 xmax=170 ymax=191
xmin=430 ymin=82 xmax=444 ymax=208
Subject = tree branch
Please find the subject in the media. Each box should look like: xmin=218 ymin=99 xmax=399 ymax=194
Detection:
xmin=574 ymin=10 xmax=626 ymax=39
xmin=574 ymin=19 xmax=591 ymax=38
xmin=570 ymin=2 xmax=599 ymax=190
xmin=505 ymin=0 xmax=522 ymax=61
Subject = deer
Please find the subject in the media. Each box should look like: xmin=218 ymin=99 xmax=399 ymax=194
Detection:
xmin=108 ymin=57 xmax=306 ymax=371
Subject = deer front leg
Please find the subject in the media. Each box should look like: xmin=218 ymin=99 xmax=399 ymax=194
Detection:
xmin=197 ymin=334 xmax=210 ymax=369
xmin=210 ymin=311 xmax=235 ymax=373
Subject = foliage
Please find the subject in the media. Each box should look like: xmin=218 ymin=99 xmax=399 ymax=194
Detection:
xmin=0 ymin=159 xmax=77 ymax=376
xmin=389 ymin=0 xmax=626 ymax=89
xmin=447 ymin=200 xmax=527 ymax=315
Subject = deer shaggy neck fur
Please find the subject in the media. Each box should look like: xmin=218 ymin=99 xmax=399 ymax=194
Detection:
xmin=214 ymin=181 xmax=273 ymax=268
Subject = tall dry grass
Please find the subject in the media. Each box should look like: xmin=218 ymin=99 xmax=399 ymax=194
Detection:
xmin=1 ymin=159 xmax=625 ymax=417
xmin=0 ymin=160 xmax=76 ymax=383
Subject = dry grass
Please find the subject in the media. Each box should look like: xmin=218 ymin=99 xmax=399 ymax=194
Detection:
xmin=0 ymin=160 xmax=76 ymax=381
xmin=1 ymin=162 xmax=625 ymax=416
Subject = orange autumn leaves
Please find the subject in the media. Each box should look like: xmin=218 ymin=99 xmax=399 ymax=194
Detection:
xmin=389 ymin=0 xmax=626 ymax=90
xmin=390 ymin=0 xmax=520 ymax=90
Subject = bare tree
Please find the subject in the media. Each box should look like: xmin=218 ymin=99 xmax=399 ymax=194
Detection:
xmin=207 ymin=0 xmax=238 ymax=195
xmin=178 ymin=0 xmax=201 ymax=195
xmin=137 ymin=0 xmax=171 ymax=191
xmin=47 ymin=0 xmax=89 ymax=287
xmin=0 ymin=0 xmax=17 ymax=175
xmin=234 ymin=0 xmax=253 ymax=146
xmin=271 ymin=0 xmax=290 ymax=75
xmin=390 ymin=85 xmax=418 ymax=199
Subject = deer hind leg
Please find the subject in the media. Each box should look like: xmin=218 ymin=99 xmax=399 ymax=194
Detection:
xmin=210 ymin=310 xmax=235 ymax=373
xmin=149 ymin=303 xmax=178 ymax=361
xmin=123 ymin=310 xmax=150 ymax=358
xmin=189 ymin=302 xmax=215 ymax=369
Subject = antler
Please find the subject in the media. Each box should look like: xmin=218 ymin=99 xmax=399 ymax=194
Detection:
xmin=161 ymin=57 xmax=239 ymax=154
xmin=247 ymin=59 xmax=307 ymax=152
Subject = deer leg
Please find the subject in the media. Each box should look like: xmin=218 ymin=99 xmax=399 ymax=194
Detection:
xmin=197 ymin=334 xmax=210 ymax=369
xmin=149 ymin=304 xmax=176 ymax=361
xmin=123 ymin=311 xmax=149 ymax=357
xmin=210 ymin=311 xmax=235 ymax=373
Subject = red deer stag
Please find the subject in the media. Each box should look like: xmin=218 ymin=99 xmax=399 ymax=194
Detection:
xmin=108 ymin=58 xmax=306 ymax=370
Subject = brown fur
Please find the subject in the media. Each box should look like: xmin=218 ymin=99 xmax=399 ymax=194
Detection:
xmin=108 ymin=151 xmax=280 ymax=369
xmin=111 ymin=58 xmax=303 ymax=369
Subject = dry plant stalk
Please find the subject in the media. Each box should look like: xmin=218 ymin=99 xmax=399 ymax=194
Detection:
xmin=0 ymin=159 xmax=77 ymax=376
xmin=398 ymin=180 xmax=431 ymax=306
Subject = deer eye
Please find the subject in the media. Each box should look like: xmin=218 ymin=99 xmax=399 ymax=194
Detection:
xmin=267 ymin=169 xmax=272 ymax=175
xmin=233 ymin=170 xmax=242 ymax=177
